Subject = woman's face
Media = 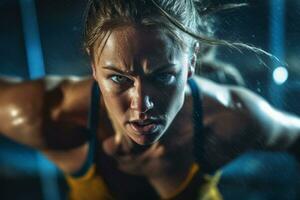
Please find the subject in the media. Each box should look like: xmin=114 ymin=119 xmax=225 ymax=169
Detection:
xmin=92 ymin=26 xmax=193 ymax=145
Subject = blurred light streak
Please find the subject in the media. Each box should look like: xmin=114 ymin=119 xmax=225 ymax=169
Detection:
xmin=36 ymin=153 xmax=61 ymax=200
xmin=269 ymin=0 xmax=285 ymax=63
xmin=19 ymin=0 xmax=45 ymax=79
xmin=19 ymin=0 xmax=59 ymax=200
xmin=269 ymin=0 xmax=286 ymax=108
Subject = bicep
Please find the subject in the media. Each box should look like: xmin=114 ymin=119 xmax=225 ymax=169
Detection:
xmin=0 ymin=80 xmax=46 ymax=147
xmin=0 ymin=79 xmax=91 ymax=149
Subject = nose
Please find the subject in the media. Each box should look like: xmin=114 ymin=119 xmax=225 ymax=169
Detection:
xmin=130 ymin=83 xmax=154 ymax=113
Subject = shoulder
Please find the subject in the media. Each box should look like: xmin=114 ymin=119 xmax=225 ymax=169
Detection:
xmin=193 ymin=76 xmax=300 ymax=156
xmin=192 ymin=76 xmax=300 ymax=146
xmin=190 ymin=76 xmax=271 ymax=143
xmin=187 ymin=77 xmax=265 ymax=169
xmin=191 ymin=75 xmax=273 ymax=121
xmin=190 ymin=76 xmax=233 ymax=116
xmin=0 ymin=76 xmax=95 ymax=147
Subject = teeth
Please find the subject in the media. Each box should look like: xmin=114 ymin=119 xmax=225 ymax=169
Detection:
xmin=134 ymin=121 xmax=153 ymax=126
xmin=137 ymin=121 xmax=151 ymax=126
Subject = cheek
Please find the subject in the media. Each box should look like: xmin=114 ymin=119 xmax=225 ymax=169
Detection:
xmin=103 ymin=93 xmax=128 ymax=114
xmin=97 ymin=79 xmax=129 ymax=118
xmin=172 ymin=72 xmax=187 ymax=108
xmin=156 ymin=76 xmax=186 ymax=116
xmin=172 ymin=79 xmax=186 ymax=111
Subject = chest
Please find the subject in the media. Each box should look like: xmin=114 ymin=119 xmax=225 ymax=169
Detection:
xmin=93 ymin=100 xmax=198 ymax=198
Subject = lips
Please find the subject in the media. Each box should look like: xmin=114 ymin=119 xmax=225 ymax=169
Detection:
xmin=129 ymin=119 xmax=161 ymax=134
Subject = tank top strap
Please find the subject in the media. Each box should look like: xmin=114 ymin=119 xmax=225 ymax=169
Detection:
xmin=187 ymin=78 xmax=205 ymax=164
xmin=88 ymin=81 xmax=100 ymax=135
xmin=70 ymin=81 xmax=100 ymax=177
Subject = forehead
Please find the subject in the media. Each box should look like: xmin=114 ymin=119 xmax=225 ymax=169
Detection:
xmin=94 ymin=26 xmax=184 ymax=66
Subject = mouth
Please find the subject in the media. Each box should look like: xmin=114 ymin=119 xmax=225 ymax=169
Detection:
xmin=128 ymin=119 xmax=163 ymax=135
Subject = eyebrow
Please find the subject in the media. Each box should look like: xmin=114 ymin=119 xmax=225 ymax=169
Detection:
xmin=152 ymin=63 xmax=177 ymax=73
xmin=102 ymin=65 xmax=132 ymax=75
xmin=101 ymin=63 xmax=177 ymax=75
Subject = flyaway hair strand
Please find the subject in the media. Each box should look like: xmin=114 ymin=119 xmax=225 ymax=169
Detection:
xmin=196 ymin=3 xmax=249 ymax=16
xmin=150 ymin=0 xmax=283 ymax=66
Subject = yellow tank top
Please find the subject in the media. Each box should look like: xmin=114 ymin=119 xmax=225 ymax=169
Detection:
xmin=65 ymin=163 xmax=222 ymax=200
xmin=66 ymin=164 xmax=113 ymax=200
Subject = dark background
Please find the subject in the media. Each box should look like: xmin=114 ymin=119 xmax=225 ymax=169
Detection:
xmin=0 ymin=0 xmax=299 ymax=200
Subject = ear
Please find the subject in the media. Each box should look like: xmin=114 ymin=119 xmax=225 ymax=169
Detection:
xmin=187 ymin=42 xmax=200 ymax=79
xmin=91 ymin=61 xmax=97 ymax=80
xmin=187 ymin=54 xmax=196 ymax=79
xmin=86 ymin=48 xmax=97 ymax=80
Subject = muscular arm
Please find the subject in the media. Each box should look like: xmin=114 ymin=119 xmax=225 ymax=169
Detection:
xmin=229 ymin=86 xmax=300 ymax=156
xmin=197 ymin=77 xmax=300 ymax=170
xmin=0 ymin=76 xmax=94 ymax=173
xmin=0 ymin=78 xmax=46 ymax=147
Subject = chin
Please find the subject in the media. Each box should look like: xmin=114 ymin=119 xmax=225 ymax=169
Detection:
xmin=129 ymin=134 xmax=160 ymax=146
xmin=127 ymin=130 xmax=165 ymax=146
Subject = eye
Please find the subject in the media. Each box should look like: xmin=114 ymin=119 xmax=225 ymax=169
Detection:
xmin=110 ymin=75 xmax=132 ymax=84
xmin=155 ymin=73 xmax=176 ymax=84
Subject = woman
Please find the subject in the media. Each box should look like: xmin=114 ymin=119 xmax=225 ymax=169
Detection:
xmin=0 ymin=0 xmax=299 ymax=199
